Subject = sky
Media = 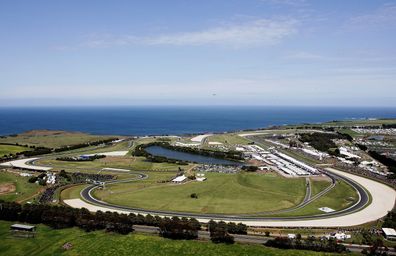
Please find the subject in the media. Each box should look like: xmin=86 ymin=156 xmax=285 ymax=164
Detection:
xmin=1 ymin=0 xmax=396 ymax=107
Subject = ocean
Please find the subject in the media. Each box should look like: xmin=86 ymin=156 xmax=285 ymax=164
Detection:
xmin=0 ymin=106 xmax=395 ymax=136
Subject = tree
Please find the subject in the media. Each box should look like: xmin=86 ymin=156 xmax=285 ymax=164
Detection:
xmin=209 ymin=221 xmax=234 ymax=244
xmin=38 ymin=178 xmax=47 ymax=186
xmin=158 ymin=217 xmax=199 ymax=240
xmin=28 ymin=176 xmax=38 ymax=183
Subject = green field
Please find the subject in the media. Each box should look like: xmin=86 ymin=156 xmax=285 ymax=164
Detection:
xmin=0 ymin=144 xmax=31 ymax=157
xmin=280 ymin=118 xmax=396 ymax=130
xmin=0 ymin=130 xmax=116 ymax=148
xmin=0 ymin=221 xmax=342 ymax=256
xmin=0 ymin=171 xmax=40 ymax=202
xmin=324 ymin=118 xmax=396 ymax=127
xmin=206 ymin=134 xmax=251 ymax=145
xmin=273 ymin=180 xmax=359 ymax=217
xmin=93 ymin=172 xmax=307 ymax=214
xmin=37 ymin=156 xmax=192 ymax=173
xmin=60 ymin=184 xmax=89 ymax=201
xmin=310 ymin=178 xmax=332 ymax=198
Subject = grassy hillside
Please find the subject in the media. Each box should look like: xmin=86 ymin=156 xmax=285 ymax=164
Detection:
xmin=0 ymin=130 xmax=115 ymax=148
xmin=0 ymin=144 xmax=31 ymax=157
xmin=0 ymin=171 xmax=41 ymax=202
xmin=0 ymin=221 xmax=341 ymax=256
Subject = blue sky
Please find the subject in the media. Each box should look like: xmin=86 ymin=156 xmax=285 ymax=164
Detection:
xmin=1 ymin=0 xmax=395 ymax=106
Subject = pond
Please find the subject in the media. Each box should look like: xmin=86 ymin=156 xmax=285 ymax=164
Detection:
xmin=145 ymin=146 xmax=242 ymax=165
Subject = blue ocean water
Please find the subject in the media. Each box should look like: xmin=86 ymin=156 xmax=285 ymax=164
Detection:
xmin=0 ymin=106 xmax=395 ymax=136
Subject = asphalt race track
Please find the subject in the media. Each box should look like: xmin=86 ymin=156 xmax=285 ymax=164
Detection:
xmin=18 ymin=156 xmax=394 ymax=227
xmin=78 ymin=168 xmax=372 ymax=225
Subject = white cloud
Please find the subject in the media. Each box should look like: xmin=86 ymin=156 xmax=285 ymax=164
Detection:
xmin=83 ymin=18 xmax=298 ymax=48
xmin=347 ymin=3 xmax=396 ymax=29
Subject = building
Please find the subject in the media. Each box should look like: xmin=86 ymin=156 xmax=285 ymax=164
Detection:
xmin=368 ymin=135 xmax=385 ymax=141
xmin=326 ymin=232 xmax=351 ymax=241
xmin=196 ymin=173 xmax=207 ymax=182
xmin=10 ymin=224 xmax=36 ymax=238
xmin=172 ymin=175 xmax=187 ymax=183
xmin=382 ymin=228 xmax=396 ymax=240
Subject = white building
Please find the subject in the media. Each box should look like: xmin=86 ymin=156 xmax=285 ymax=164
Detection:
xmin=196 ymin=173 xmax=207 ymax=182
xmin=172 ymin=175 xmax=187 ymax=183
xmin=326 ymin=232 xmax=351 ymax=240
xmin=382 ymin=228 xmax=396 ymax=240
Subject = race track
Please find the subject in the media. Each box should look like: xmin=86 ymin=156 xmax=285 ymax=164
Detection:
xmin=66 ymin=167 xmax=396 ymax=227
xmin=18 ymin=153 xmax=395 ymax=227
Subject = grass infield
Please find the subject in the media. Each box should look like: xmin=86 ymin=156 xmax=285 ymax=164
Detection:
xmin=93 ymin=172 xmax=307 ymax=214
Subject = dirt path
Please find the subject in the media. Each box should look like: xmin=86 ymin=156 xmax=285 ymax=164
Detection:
xmin=0 ymin=183 xmax=16 ymax=195
xmin=16 ymin=187 xmax=45 ymax=203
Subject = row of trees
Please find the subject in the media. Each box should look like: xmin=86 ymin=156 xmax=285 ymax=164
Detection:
xmin=298 ymin=132 xmax=352 ymax=156
xmin=0 ymin=200 xmax=202 ymax=236
xmin=382 ymin=124 xmax=396 ymax=129
xmin=241 ymin=165 xmax=259 ymax=172
xmin=382 ymin=210 xmax=396 ymax=229
xmin=56 ymin=154 xmax=106 ymax=162
xmin=1 ymin=138 xmax=117 ymax=162
xmin=58 ymin=170 xmax=114 ymax=183
xmin=0 ymin=201 xmax=133 ymax=234
xmin=0 ymin=145 xmax=52 ymax=159
xmin=159 ymin=216 xmax=201 ymax=240
xmin=28 ymin=173 xmax=47 ymax=185
xmin=53 ymin=138 xmax=118 ymax=153
xmin=208 ymin=220 xmax=247 ymax=234
xmin=0 ymin=200 xmax=251 ymax=244
xmin=38 ymin=185 xmax=62 ymax=204
xmin=208 ymin=220 xmax=238 ymax=244
xmin=265 ymin=236 xmax=347 ymax=253
xmin=368 ymin=151 xmax=396 ymax=175
xmin=0 ymin=143 xmax=38 ymax=160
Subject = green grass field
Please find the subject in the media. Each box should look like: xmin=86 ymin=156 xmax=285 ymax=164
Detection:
xmin=0 ymin=130 xmax=116 ymax=148
xmin=0 ymin=171 xmax=41 ymax=202
xmin=273 ymin=180 xmax=359 ymax=217
xmin=324 ymin=118 xmax=396 ymax=127
xmin=0 ymin=221 xmax=342 ymax=256
xmin=93 ymin=172 xmax=307 ymax=214
xmin=0 ymin=144 xmax=31 ymax=157
xmin=310 ymin=178 xmax=332 ymax=198
xmin=60 ymin=184 xmax=89 ymax=201
xmin=206 ymin=134 xmax=251 ymax=145
xmin=280 ymin=118 xmax=396 ymax=130
xmin=37 ymin=156 xmax=193 ymax=173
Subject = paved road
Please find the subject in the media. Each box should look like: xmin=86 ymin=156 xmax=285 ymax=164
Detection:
xmin=79 ymin=168 xmax=370 ymax=222
xmin=133 ymin=225 xmax=270 ymax=244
